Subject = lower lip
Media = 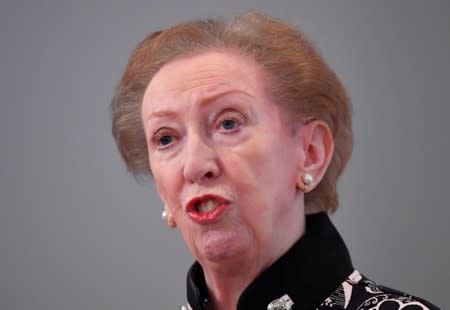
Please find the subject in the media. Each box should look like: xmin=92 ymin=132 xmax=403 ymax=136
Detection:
xmin=187 ymin=203 xmax=228 ymax=224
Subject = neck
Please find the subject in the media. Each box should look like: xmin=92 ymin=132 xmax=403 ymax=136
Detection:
xmin=203 ymin=255 xmax=267 ymax=310
xmin=202 ymin=208 xmax=305 ymax=310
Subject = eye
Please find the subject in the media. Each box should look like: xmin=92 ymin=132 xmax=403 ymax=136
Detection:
xmin=152 ymin=128 xmax=177 ymax=149
xmin=158 ymin=135 xmax=174 ymax=146
xmin=215 ymin=110 xmax=245 ymax=132
xmin=220 ymin=119 xmax=238 ymax=130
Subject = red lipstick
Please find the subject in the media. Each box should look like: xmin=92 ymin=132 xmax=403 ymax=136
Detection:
xmin=186 ymin=194 xmax=230 ymax=224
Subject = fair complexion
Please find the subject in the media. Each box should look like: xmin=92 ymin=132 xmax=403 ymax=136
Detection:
xmin=142 ymin=51 xmax=334 ymax=310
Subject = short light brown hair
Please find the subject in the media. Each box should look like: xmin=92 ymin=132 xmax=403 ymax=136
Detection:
xmin=111 ymin=12 xmax=353 ymax=213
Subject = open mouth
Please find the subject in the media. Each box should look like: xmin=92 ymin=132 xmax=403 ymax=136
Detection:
xmin=186 ymin=194 xmax=229 ymax=219
xmin=194 ymin=198 xmax=222 ymax=213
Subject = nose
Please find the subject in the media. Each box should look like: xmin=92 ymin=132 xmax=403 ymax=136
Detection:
xmin=182 ymin=134 xmax=221 ymax=184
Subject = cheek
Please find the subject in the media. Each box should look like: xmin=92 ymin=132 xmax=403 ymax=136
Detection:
xmin=152 ymin=166 xmax=178 ymax=208
xmin=223 ymin=144 xmax=264 ymax=185
xmin=225 ymin=136 xmax=298 ymax=208
xmin=227 ymin=136 xmax=292 ymax=180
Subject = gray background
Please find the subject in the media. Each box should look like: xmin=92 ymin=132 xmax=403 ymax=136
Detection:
xmin=1 ymin=0 xmax=449 ymax=309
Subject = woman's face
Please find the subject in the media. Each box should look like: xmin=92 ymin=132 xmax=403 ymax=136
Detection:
xmin=142 ymin=51 xmax=304 ymax=265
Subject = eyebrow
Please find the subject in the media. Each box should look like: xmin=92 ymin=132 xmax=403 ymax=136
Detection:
xmin=145 ymin=89 xmax=254 ymax=122
xmin=148 ymin=109 xmax=177 ymax=119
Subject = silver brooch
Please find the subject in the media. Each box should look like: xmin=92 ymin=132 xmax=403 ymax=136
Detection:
xmin=267 ymin=294 xmax=294 ymax=310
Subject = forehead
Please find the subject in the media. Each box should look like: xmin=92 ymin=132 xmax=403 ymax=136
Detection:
xmin=142 ymin=51 xmax=268 ymax=112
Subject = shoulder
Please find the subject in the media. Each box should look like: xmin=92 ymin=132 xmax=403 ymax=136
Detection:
xmin=317 ymin=270 xmax=440 ymax=310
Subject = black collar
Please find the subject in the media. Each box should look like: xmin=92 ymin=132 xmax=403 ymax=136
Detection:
xmin=186 ymin=212 xmax=354 ymax=310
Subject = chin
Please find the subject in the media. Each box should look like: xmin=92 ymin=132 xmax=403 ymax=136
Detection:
xmin=197 ymin=228 xmax=251 ymax=263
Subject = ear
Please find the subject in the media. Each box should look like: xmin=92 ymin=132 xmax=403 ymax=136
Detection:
xmin=296 ymin=120 xmax=334 ymax=192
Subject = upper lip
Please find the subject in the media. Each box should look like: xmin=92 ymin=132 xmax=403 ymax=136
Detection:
xmin=186 ymin=194 xmax=230 ymax=212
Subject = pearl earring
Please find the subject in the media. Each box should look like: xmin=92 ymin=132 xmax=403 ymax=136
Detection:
xmin=298 ymin=173 xmax=314 ymax=192
xmin=161 ymin=208 xmax=176 ymax=228
xmin=302 ymin=173 xmax=313 ymax=186
xmin=161 ymin=209 xmax=169 ymax=221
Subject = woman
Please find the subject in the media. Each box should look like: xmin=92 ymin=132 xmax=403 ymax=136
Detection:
xmin=111 ymin=12 xmax=438 ymax=310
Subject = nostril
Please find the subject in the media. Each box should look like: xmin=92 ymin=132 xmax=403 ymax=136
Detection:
xmin=205 ymin=171 xmax=214 ymax=178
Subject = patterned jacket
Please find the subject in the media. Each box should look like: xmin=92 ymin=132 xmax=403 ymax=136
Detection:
xmin=182 ymin=213 xmax=439 ymax=309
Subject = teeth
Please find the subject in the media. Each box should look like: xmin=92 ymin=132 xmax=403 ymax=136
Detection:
xmin=197 ymin=199 xmax=220 ymax=213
